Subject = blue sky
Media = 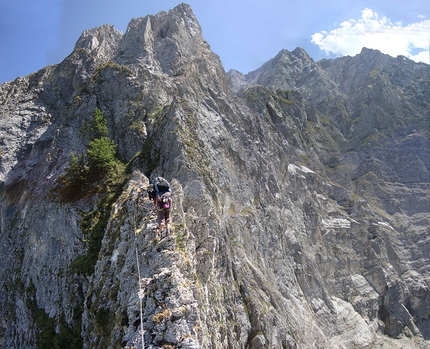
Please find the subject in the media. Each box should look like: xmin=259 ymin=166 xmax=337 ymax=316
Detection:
xmin=0 ymin=0 xmax=429 ymax=83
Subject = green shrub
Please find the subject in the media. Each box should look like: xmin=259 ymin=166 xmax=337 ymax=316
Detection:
xmin=83 ymin=108 xmax=108 ymax=139
xmin=147 ymin=106 xmax=163 ymax=121
xmin=59 ymin=109 xmax=124 ymax=200
xmin=91 ymin=108 xmax=109 ymax=138
xmin=95 ymin=307 xmax=113 ymax=335
xmin=86 ymin=137 xmax=118 ymax=174
xmin=320 ymin=116 xmax=331 ymax=126
xmin=66 ymin=152 xmax=87 ymax=183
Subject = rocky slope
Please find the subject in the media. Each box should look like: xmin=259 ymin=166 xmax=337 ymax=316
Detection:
xmin=1 ymin=3 xmax=430 ymax=348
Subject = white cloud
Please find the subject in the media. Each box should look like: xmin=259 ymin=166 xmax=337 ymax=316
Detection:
xmin=311 ymin=8 xmax=430 ymax=64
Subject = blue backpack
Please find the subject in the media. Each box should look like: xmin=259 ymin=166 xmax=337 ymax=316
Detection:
xmin=152 ymin=177 xmax=170 ymax=193
xmin=152 ymin=177 xmax=172 ymax=211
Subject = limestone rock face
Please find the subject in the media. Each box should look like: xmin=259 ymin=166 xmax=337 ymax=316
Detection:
xmin=1 ymin=3 xmax=430 ymax=349
xmin=75 ymin=24 xmax=123 ymax=63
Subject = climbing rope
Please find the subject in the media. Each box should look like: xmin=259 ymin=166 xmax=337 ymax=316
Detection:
xmin=135 ymin=247 xmax=145 ymax=349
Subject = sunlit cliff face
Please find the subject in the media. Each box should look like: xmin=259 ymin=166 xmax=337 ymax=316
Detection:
xmin=0 ymin=4 xmax=430 ymax=349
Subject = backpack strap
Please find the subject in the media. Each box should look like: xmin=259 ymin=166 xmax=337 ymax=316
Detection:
xmin=152 ymin=179 xmax=159 ymax=194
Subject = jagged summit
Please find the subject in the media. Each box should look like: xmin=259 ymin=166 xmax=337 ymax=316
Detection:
xmin=74 ymin=24 xmax=123 ymax=62
xmin=1 ymin=3 xmax=430 ymax=349
xmin=228 ymin=45 xmax=336 ymax=95
xmin=70 ymin=3 xmax=220 ymax=79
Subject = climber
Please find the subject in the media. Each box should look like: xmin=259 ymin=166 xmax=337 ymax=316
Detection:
xmin=151 ymin=176 xmax=173 ymax=235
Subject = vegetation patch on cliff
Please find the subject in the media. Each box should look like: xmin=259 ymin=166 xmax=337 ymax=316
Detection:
xmin=55 ymin=108 xmax=130 ymax=275
xmin=26 ymin=281 xmax=83 ymax=349
xmin=58 ymin=108 xmax=128 ymax=202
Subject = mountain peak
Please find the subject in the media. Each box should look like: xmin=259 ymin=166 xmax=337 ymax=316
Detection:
xmin=231 ymin=47 xmax=322 ymax=92
xmin=74 ymin=24 xmax=122 ymax=61
xmin=115 ymin=2 xmax=213 ymax=76
xmin=63 ymin=2 xmax=225 ymax=84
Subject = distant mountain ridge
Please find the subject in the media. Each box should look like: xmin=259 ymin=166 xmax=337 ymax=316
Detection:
xmin=1 ymin=3 xmax=430 ymax=348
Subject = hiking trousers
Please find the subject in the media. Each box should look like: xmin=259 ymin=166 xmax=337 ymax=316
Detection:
xmin=157 ymin=209 xmax=171 ymax=227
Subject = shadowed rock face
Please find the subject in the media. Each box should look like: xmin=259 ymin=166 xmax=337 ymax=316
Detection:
xmin=1 ymin=3 xmax=430 ymax=348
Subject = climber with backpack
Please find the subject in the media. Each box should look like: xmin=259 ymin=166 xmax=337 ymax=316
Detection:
xmin=151 ymin=176 xmax=173 ymax=235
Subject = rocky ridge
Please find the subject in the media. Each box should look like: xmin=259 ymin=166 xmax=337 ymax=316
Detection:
xmin=0 ymin=3 xmax=430 ymax=348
